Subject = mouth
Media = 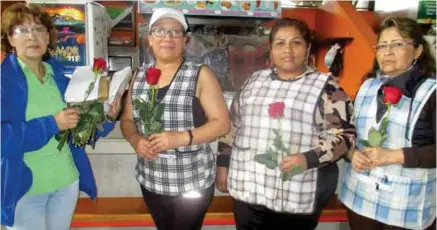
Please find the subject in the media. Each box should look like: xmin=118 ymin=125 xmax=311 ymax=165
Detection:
xmin=27 ymin=45 xmax=41 ymax=49
xmin=160 ymin=46 xmax=175 ymax=49
xmin=382 ymin=60 xmax=395 ymax=64
xmin=281 ymin=57 xmax=294 ymax=61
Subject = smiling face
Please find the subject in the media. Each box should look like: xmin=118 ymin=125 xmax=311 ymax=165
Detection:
xmin=148 ymin=18 xmax=186 ymax=62
xmin=376 ymin=27 xmax=423 ymax=77
xmin=270 ymin=26 xmax=310 ymax=75
xmin=7 ymin=17 xmax=49 ymax=61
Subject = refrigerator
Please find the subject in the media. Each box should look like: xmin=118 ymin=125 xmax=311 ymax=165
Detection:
xmin=29 ymin=0 xmax=111 ymax=76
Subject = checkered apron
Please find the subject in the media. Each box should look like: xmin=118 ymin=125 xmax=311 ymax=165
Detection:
xmin=339 ymin=76 xmax=436 ymax=229
xmin=228 ymin=68 xmax=330 ymax=213
xmin=131 ymin=60 xmax=215 ymax=196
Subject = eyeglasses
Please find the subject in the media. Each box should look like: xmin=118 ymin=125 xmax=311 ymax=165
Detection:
xmin=12 ymin=26 xmax=47 ymax=37
xmin=150 ymin=27 xmax=185 ymax=38
xmin=373 ymin=41 xmax=416 ymax=53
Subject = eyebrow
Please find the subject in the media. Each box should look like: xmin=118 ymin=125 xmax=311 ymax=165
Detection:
xmin=377 ymin=39 xmax=406 ymax=43
xmin=274 ymin=37 xmax=304 ymax=42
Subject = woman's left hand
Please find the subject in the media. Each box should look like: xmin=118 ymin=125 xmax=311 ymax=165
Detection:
xmin=106 ymin=95 xmax=123 ymax=121
xmin=362 ymin=147 xmax=403 ymax=167
xmin=279 ymin=153 xmax=308 ymax=173
xmin=149 ymin=131 xmax=186 ymax=153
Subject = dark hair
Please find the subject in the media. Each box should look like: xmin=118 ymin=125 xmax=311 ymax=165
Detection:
xmin=1 ymin=3 xmax=55 ymax=57
xmin=269 ymin=18 xmax=316 ymax=66
xmin=365 ymin=17 xmax=436 ymax=79
xmin=269 ymin=18 xmax=314 ymax=46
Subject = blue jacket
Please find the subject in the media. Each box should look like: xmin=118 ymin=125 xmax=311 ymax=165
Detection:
xmin=1 ymin=53 xmax=115 ymax=227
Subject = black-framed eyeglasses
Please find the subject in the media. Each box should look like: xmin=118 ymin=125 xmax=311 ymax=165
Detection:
xmin=12 ymin=26 xmax=47 ymax=37
xmin=373 ymin=41 xmax=416 ymax=52
xmin=150 ymin=27 xmax=185 ymax=38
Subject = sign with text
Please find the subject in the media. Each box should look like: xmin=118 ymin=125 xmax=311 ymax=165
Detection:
xmin=139 ymin=0 xmax=281 ymax=18
xmin=43 ymin=4 xmax=87 ymax=74
xmin=417 ymin=0 xmax=436 ymax=24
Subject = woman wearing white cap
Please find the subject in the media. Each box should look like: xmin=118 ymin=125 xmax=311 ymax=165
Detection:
xmin=120 ymin=8 xmax=230 ymax=230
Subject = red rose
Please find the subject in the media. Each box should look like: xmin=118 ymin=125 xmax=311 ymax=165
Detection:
xmin=146 ymin=68 xmax=161 ymax=86
xmin=268 ymin=102 xmax=285 ymax=118
xmin=383 ymin=86 xmax=403 ymax=105
xmin=92 ymin=57 xmax=107 ymax=74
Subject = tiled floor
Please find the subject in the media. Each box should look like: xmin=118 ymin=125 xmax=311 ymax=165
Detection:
xmin=71 ymin=223 xmax=350 ymax=230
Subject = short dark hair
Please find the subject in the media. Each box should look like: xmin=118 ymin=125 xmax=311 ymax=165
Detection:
xmin=1 ymin=3 xmax=55 ymax=57
xmin=269 ymin=18 xmax=314 ymax=46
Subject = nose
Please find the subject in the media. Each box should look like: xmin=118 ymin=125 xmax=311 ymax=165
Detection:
xmin=26 ymin=31 xmax=37 ymax=40
xmin=383 ymin=45 xmax=395 ymax=55
xmin=162 ymin=31 xmax=173 ymax=41
xmin=283 ymin=44 xmax=292 ymax=53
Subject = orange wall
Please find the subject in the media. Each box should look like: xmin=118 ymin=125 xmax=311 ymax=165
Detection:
xmin=282 ymin=8 xmax=317 ymax=30
xmin=282 ymin=3 xmax=376 ymax=99
xmin=317 ymin=2 xmax=376 ymax=98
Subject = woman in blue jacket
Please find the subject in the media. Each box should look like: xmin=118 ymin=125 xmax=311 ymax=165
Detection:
xmin=1 ymin=3 xmax=120 ymax=229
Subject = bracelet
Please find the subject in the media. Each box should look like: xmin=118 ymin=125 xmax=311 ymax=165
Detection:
xmin=187 ymin=130 xmax=193 ymax=145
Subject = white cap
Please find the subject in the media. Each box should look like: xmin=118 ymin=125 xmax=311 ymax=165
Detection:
xmin=149 ymin=8 xmax=188 ymax=31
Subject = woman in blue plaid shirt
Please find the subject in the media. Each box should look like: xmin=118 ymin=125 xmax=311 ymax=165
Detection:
xmin=339 ymin=17 xmax=436 ymax=230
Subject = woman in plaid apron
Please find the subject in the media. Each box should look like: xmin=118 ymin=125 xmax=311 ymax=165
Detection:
xmin=120 ymin=8 xmax=230 ymax=230
xmin=217 ymin=18 xmax=356 ymax=230
xmin=339 ymin=17 xmax=436 ymax=230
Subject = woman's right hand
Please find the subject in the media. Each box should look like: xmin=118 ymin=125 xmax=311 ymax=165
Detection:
xmin=54 ymin=108 xmax=80 ymax=131
xmin=351 ymin=149 xmax=373 ymax=173
xmin=130 ymin=134 xmax=158 ymax=160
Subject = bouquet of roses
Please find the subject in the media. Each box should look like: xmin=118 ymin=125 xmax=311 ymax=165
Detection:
xmin=56 ymin=58 xmax=132 ymax=151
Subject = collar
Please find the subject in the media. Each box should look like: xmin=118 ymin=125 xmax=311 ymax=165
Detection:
xmin=376 ymin=64 xmax=425 ymax=98
xmin=270 ymin=66 xmax=316 ymax=81
xmin=17 ymin=57 xmax=54 ymax=80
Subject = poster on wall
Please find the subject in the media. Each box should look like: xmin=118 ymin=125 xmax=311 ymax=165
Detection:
xmin=138 ymin=0 xmax=281 ymax=18
xmin=43 ymin=5 xmax=87 ymax=75
xmin=417 ymin=0 xmax=436 ymax=24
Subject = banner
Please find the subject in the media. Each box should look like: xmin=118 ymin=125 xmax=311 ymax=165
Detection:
xmin=139 ymin=0 xmax=281 ymax=18
xmin=417 ymin=0 xmax=436 ymax=24
xmin=44 ymin=4 xmax=87 ymax=74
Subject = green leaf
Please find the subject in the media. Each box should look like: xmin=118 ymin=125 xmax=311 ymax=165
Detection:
xmin=359 ymin=140 xmax=371 ymax=147
xmin=290 ymin=165 xmax=302 ymax=175
xmin=273 ymin=136 xmax=289 ymax=153
xmin=265 ymin=160 xmax=278 ymax=169
xmin=272 ymin=129 xmax=280 ymax=137
xmin=153 ymin=103 xmax=165 ymax=121
xmin=380 ymin=135 xmax=387 ymax=145
xmin=150 ymin=120 xmax=163 ymax=133
xmin=266 ymin=147 xmax=278 ymax=157
xmin=368 ymin=128 xmax=382 ymax=147
xmin=254 ymin=154 xmax=277 ymax=170
xmin=254 ymin=153 xmax=272 ymax=165
xmin=281 ymin=165 xmax=302 ymax=181
xmin=143 ymin=126 xmax=152 ymax=137
xmin=378 ymin=117 xmax=389 ymax=136
xmin=281 ymin=172 xmax=291 ymax=181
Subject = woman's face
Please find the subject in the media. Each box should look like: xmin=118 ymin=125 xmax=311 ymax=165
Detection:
xmin=270 ymin=26 xmax=309 ymax=74
xmin=8 ymin=18 xmax=49 ymax=60
xmin=376 ymin=27 xmax=423 ymax=77
xmin=148 ymin=18 xmax=186 ymax=62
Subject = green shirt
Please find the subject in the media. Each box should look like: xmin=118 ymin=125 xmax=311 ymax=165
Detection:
xmin=19 ymin=58 xmax=79 ymax=195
